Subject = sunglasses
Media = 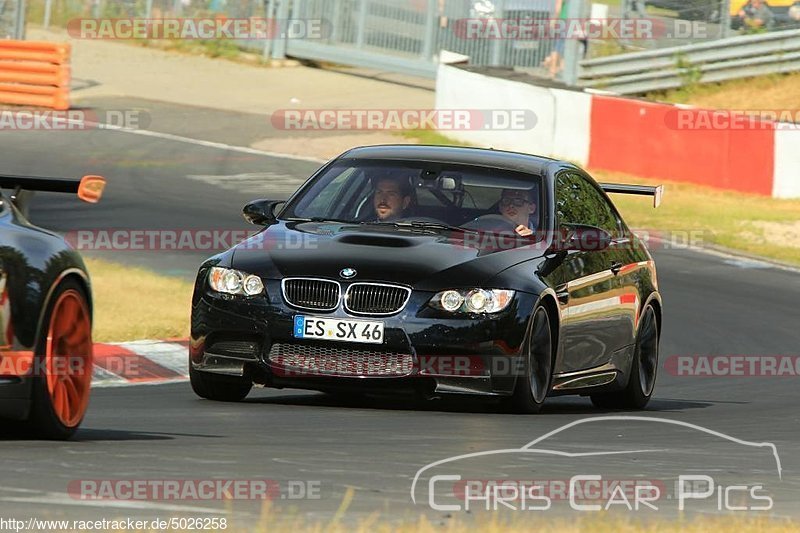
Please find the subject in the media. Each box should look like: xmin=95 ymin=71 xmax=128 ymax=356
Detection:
xmin=500 ymin=197 xmax=531 ymax=208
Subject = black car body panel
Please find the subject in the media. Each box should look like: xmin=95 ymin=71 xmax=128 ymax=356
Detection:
xmin=191 ymin=146 xmax=662 ymax=404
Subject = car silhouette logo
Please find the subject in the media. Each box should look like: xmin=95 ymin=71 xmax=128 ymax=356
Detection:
xmin=340 ymin=268 xmax=357 ymax=279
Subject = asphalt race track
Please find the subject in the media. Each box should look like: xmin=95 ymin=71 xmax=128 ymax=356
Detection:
xmin=2 ymin=99 xmax=799 ymax=524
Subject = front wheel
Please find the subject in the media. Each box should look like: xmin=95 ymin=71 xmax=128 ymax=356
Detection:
xmin=506 ymin=307 xmax=553 ymax=414
xmin=591 ymin=304 xmax=659 ymax=410
xmin=190 ymin=365 xmax=252 ymax=402
xmin=28 ymin=280 xmax=94 ymax=440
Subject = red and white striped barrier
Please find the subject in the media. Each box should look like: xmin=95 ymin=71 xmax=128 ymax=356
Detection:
xmin=92 ymin=339 xmax=189 ymax=387
xmin=436 ymin=64 xmax=800 ymax=199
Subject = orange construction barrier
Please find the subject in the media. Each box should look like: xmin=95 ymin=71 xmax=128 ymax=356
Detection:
xmin=0 ymin=41 xmax=71 ymax=110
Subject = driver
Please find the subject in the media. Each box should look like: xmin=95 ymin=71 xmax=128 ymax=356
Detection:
xmin=372 ymin=175 xmax=413 ymax=222
xmin=499 ymin=188 xmax=537 ymax=237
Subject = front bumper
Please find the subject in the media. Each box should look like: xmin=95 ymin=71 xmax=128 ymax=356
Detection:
xmin=190 ymin=280 xmax=537 ymax=397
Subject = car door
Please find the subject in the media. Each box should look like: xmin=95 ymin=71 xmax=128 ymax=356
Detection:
xmin=553 ymin=171 xmax=633 ymax=373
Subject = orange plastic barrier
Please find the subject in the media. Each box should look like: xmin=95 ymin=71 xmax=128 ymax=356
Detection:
xmin=0 ymin=41 xmax=71 ymax=110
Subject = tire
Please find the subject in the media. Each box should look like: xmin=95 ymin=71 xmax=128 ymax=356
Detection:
xmin=28 ymin=279 xmax=93 ymax=440
xmin=506 ymin=306 xmax=554 ymax=414
xmin=591 ymin=304 xmax=659 ymax=410
xmin=190 ymin=365 xmax=252 ymax=402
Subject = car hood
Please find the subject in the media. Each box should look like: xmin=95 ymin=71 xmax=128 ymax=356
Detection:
xmin=230 ymin=221 xmax=548 ymax=290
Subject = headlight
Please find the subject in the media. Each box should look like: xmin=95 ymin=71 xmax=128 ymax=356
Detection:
xmin=430 ymin=289 xmax=514 ymax=314
xmin=471 ymin=0 xmax=496 ymax=18
xmin=208 ymin=267 xmax=265 ymax=296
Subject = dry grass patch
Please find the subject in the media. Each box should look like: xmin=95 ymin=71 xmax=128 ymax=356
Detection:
xmin=650 ymin=72 xmax=800 ymax=111
xmin=86 ymin=258 xmax=193 ymax=343
xmin=230 ymin=506 xmax=799 ymax=533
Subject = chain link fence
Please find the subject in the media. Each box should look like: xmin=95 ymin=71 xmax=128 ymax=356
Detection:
xmin=16 ymin=0 xmax=800 ymax=83
xmin=23 ymin=0 xmax=587 ymax=82
xmin=593 ymin=0 xmax=800 ymax=56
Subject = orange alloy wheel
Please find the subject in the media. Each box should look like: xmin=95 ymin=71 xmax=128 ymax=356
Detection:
xmin=44 ymin=289 xmax=93 ymax=427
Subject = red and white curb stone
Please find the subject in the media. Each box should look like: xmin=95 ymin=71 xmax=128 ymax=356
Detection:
xmin=92 ymin=339 xmax=190 ymax=388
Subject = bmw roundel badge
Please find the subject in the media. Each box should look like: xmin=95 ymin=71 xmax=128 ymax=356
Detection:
xmin=340 ymin=268 xmax=357 ymax=279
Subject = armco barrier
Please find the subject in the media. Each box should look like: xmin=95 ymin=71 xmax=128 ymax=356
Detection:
xmin=0 ymin=41 xmax=70 ymax=111
xmin=435 ymin=64 xmax=799 ymax=199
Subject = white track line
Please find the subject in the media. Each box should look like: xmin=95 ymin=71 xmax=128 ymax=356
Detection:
xmin=71 ymin=119 xmax=328 ymax=164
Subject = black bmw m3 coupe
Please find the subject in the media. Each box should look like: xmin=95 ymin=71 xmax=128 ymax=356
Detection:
xmin=190 ymin=145 xmax=663 ymax=413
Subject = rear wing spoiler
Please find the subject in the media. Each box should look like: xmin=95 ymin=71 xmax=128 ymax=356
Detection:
xmin=599 ymin=183 xmax=663 ymax=208
xmin=0 ymin=174 xmax=106 ymax=204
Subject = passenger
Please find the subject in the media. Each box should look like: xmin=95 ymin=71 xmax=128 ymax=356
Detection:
xmin=499 ymin=188 xmax=537 ymax=237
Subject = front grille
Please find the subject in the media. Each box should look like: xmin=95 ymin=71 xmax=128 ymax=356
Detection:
xmin=282 ymin=278 xmax=341 ymax=311
xmin=344 ymin=283 xmax=411 ymax=316
xmin=268 ymin=343 xmax=414 ymax=377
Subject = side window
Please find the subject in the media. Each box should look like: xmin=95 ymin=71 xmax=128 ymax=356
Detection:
xmin=555 ymin=172 xmax=620 ymax=236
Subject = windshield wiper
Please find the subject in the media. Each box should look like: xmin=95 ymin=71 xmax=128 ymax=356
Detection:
xmin=363 ymin=220 xmax=478 ymax=235
xmin=284 ymin=217 xmax=355 ymax=224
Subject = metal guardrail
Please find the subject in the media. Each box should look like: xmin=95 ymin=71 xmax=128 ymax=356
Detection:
xmin=579 ymin=28 xmax=800 ymax=94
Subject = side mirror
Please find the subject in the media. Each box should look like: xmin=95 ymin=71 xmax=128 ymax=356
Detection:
xmin=562 ymin=224 xmax=613 ymax=252
xmin=243 ymin=199 xmax=284 ymax=225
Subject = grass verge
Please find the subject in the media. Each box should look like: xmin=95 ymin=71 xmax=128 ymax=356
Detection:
xmin=648 ymin=71 xmax=800 ymax=109
xmin=233 ymin=500 xmax=798 ymax=533
xmin=594 ymin=170 xmax=800 ymax=266
xmin=85 ymin=258 xmax=192 ymax=343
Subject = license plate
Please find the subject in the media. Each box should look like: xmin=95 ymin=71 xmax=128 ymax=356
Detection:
xmin=293 ymin=316 xmax=384 ymax=344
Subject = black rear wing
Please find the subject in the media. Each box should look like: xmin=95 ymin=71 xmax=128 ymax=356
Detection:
xmin=599 ymin=183 xmax=663 ymax=208
xmin=0 ymin=174 xmax=106 ymax=204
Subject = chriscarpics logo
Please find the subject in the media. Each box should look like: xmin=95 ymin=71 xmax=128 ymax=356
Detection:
xmin=411 ymin=417 xmax=782 ymax=515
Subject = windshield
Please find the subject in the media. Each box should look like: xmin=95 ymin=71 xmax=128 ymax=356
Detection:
xmin=283 ymin=159 xmax=545 ymax=238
